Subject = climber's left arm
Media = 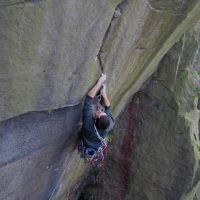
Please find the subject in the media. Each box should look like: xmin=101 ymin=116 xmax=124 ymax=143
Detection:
xmin=105 ymin=106 xmax=114 ymax=132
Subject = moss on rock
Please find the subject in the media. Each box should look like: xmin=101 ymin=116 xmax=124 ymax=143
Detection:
xmin=79 ymin=21 xmax=200 ymax=200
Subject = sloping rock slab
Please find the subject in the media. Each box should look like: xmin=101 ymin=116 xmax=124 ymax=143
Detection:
xmin=0 ymin=103 xmax=82 ymax=200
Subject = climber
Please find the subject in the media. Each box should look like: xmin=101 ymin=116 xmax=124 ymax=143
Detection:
xmin=80 ymin=74 xmax=114 ymax=164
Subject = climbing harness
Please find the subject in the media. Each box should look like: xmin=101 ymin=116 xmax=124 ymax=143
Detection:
xmin=77 ymin=123 xmax=109 ymax=168
xmin=77 ymin=140 xmax=108 ymax=168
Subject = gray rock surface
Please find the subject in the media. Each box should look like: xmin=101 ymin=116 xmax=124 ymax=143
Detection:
xmin=1 ymin=0 xmax=200 ymax=121
xmin=0 ymin=0 xmax=200 ymax=200
xmin=0 ymin=103 xmax=83 ymax=200
xmin=0 ymin=0 xmax=121 ymax=121
xmin=100 ymin=0 xmax=200 ymax=117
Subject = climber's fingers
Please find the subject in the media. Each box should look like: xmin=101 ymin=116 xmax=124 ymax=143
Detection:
xmin=98 ymin=73 xmax=106 ymax=85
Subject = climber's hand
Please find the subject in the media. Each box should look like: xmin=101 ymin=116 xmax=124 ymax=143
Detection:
xmin=101 ymin=84 xmax=106 ymax=96
xmin=98 ymin=73 xmax=106 ymax=85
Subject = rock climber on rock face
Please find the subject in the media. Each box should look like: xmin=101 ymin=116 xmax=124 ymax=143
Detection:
xmin=81 ymin=74 xmax=114 ymax=152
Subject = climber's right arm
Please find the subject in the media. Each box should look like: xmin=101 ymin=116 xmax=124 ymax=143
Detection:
xmin=87 ymin=74 xmax=106 ymax=98
xmin=83 ymin=74 xmax=107 ymax=128
xmin=82 ymin=95 xmax=94 ymax=132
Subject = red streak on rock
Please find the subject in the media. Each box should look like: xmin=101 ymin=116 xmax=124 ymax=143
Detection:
xmin=119 ymin=98 xmax=137 ymax=199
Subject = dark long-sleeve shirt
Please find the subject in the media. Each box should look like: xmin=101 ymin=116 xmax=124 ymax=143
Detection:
xmin=81 ymin=95 xmax=114 ymax=149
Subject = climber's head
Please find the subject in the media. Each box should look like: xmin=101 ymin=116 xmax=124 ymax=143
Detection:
xmin=95 ymin=111 xmax=110 ymax=130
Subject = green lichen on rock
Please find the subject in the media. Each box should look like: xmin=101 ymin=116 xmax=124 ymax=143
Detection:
xmin=1 ymin=0 xmax=200 ymax=200
xmin=1 ymin=0 xmax=200 ymax=121
xmin=79 ymin=22 xmax=200 ymax=200
xmin=101 ymin=0 xmax=200 ymax=117
xmin=49 ymin=150 xmax=89 ymax=200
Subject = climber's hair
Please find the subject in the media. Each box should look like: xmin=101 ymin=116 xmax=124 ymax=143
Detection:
xmin=95 ymin=115 xmax=110 ymax=131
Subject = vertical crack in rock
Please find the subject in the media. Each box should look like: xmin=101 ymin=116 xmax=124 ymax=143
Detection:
xmin=96 ymin=0 xmax=128 ymax=73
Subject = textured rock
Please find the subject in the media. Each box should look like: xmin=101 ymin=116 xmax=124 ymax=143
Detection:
xmin=100 ymin=0 xmax=200 ymax=117
xmin=80 ymin=25 xmax=200 ymax=200
xmin=0 ymin=0 xmax=200 ymax=121
xmin=1 ymin=0 xmax=200 ymax=200
xmin=0 ymin=0 xmax=121 ymax=121
xmin=0 ymin=103 xmax=87 ymax=200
